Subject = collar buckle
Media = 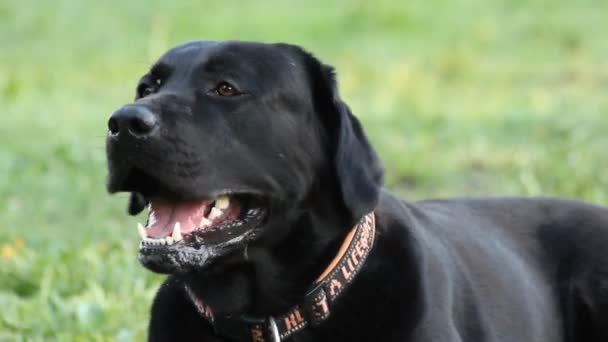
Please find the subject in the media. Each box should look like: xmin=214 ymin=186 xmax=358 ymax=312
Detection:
xmin=245 ymin=316 xmax=280 ymax=342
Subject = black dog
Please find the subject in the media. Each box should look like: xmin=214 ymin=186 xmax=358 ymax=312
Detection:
xmin=106 ymin=40 xmax=608 ymax=341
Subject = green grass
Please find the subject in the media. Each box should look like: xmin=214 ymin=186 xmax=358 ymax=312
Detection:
xmin=1 ymin=0 xmax=608 ymax=339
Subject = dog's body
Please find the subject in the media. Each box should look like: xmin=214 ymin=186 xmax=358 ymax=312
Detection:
xmin=148 ymin=195 xmax=608 ymax=341
xmin=106 ymin=40 xmax=608 ymax=341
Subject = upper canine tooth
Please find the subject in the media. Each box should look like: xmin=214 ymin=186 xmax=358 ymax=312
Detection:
xmin=200 ymin=217 xmax=211 ymax=227
xmin=137 ymin=223 xmax=147 ymax=239
xmin=172 ymin=222 xmax=182 ymax=241
xmin=209 ymin=207 xmax=223 ymax=220
xmin=216 ymin=196 xmax=230 ymax=209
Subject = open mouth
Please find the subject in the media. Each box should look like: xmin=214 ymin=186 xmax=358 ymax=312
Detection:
xmin=137 ymin=193 xmax=267 ymax=273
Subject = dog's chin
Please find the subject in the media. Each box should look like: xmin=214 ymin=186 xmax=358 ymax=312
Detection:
xmin=138 ymin=206 xmax=267 ymax=274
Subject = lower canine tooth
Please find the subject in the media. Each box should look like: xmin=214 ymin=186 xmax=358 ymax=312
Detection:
xmin=172 ymin=222 xmax=182 ymax=241
xmin=166 ymin=236 xmax=174 ymax=245
xmin=209 ymin=207 xmax=223 ymax=220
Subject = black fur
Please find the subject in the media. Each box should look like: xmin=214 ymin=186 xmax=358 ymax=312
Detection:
xmin=106 ymin=40 xmax=608 ymax=341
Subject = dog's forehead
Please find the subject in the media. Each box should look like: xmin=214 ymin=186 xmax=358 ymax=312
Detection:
xmin=156 ymin=40 xmax=307 ymax=82
xmin=157 ymin=40 xmax=220 ymax=67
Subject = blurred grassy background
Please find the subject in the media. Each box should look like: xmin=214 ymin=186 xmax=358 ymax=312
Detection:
xmin=1 ymin=0 xmax=607 ymax=340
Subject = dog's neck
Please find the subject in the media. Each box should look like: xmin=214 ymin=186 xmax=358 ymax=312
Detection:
xmin=184 ymin=211 xmax=376 ymax=342
xmin=180 ymin=182 xmax=355 ymax=318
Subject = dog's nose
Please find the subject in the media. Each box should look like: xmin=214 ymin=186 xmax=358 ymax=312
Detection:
xmin=108 ymin=105 xmax=158 ymax=138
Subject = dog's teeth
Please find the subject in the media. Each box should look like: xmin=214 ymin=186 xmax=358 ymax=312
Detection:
xmin=200 ymin=217 xmax=212 ymax=227
xmin=216 ymin=195 xmax=230 ymax=209
xmin=137 ymin=223 xmax=147 ymax=239
xmin=144 ymin=238 xmax=152 ymax=245
xmin=209 ymin=207 xmax=223 ymax=220
xmin=166 ymin=236 xmax=174 ymax=245
xmin=159 ymin=238 xmax=166 ymax=245
xmin=172 ymin=222 xmax=182 ymax=241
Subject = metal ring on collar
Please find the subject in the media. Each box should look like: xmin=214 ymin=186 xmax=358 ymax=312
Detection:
xmin=267 ymin=317 xmax=280 ymax=342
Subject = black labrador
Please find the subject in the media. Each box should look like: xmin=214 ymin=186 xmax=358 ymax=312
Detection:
xmin=106 ymin=40 xmax=608 ymax=341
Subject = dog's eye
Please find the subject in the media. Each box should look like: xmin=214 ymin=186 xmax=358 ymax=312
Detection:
xmin=141 ymin=86 xmax=154 ymax=97
xmin=216 ymin=82 xmax=238 ymax=97
xmin=137 ymin=77 xmax=163 ymax=98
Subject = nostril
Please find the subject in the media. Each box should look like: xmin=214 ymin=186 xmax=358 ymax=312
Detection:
xmin=108 ymin=117 xmax=120 ymax=135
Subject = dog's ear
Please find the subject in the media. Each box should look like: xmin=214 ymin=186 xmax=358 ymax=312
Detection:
xmin=314 ymin=63 xmax=384 ymax=222
xmin=128 ymin=192 xmax=148 ymax=215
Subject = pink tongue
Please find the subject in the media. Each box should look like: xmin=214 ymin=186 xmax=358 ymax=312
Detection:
xmin=146 ymin=199 xmax=212 ymax=238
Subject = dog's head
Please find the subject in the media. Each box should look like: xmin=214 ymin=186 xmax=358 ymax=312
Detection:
xmin=106 ymin=40 xmax=383 ymax=275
